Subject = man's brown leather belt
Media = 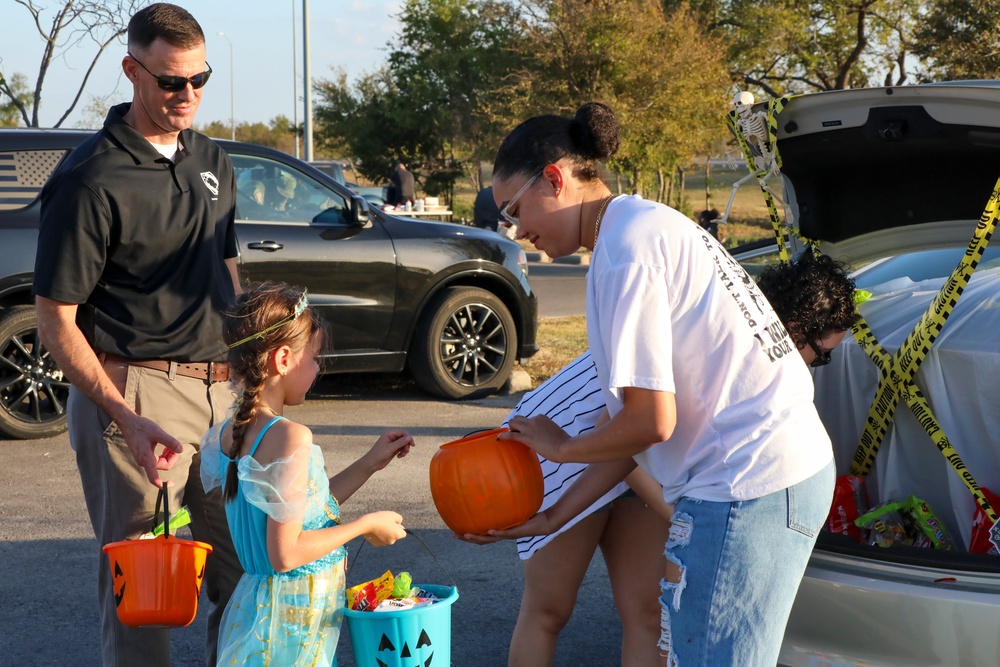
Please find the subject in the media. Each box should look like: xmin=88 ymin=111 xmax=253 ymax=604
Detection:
xmin=99 ymin=353 xmax=230 ymax=383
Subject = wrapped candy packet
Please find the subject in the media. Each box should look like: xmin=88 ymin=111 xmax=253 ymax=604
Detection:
xmin=826 ymin=475 xmax=869 ymax=540
xmin=902 ymin=495 xmax=954 ymax=550
xmin=855 ymin=502 xmax=912 ymax=548
xmin=970 ymin=488 xmax=1000 ymax=555
xmin=347 ymin=570 xmax=395 ymax=611
xmin=391 ymin=571 xmax=413 ymax=598
xmin=373 ymin=597 xmax=436 ymax=612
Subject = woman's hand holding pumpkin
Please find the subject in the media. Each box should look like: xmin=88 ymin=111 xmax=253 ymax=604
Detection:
xmin=454 ymin=509 xmax=560 ymax=545
xmin=501 ymin=415 xmax=571 ymax=462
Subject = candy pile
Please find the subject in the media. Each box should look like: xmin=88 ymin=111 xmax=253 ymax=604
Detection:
xmin=346 ymin=570 xmax=442 ymax=612
xmin=855 ymin=495 xmax=955 ymax=550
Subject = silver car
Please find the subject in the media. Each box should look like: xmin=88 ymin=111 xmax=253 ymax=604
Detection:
xmin=730 ymin=83 xmax=1000 ymax=667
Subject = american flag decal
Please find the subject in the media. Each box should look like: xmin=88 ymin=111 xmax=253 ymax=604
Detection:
xmin=0 ymin=150 xmax=68 ymax=210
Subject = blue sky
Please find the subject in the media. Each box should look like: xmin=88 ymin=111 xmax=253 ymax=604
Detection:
xmin=1 ymin=0 xmax=403 ymax=128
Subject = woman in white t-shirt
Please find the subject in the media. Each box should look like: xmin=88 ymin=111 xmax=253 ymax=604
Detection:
xmin=482 ymin=102 xmax=836 ymax=667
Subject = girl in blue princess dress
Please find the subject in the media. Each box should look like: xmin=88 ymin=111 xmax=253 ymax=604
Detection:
xmin=201 ymin=282 xmax=413 ymax=666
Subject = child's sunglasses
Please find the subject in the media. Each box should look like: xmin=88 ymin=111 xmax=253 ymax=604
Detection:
xmin=128 ymin=52 xmax=212 ymax=92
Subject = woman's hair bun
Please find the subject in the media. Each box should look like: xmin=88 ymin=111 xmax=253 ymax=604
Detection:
xmin=571 ymin=102 xmax=621 ymax=160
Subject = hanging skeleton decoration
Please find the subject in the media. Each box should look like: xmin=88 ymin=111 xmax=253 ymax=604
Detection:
xmin=718 ymin=91 xmax=794 ymax=229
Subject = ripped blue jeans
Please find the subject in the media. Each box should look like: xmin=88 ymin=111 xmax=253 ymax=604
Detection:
xmin=659 ymin=461 xmax=835 ymax=667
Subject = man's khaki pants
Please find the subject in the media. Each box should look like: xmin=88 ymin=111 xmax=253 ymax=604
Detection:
xmin=69 ymin=363 xmax=242 ymax=667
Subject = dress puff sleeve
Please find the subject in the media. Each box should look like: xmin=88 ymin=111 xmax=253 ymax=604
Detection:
xmin=237 ymin=444 xmax=314 ymax=525
xmin=199 ymin=421 xmax=228 ymax=493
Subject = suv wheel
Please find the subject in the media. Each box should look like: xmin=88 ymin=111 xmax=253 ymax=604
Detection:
xmin=410 ymin=287 xmax=517 ymax=399
xmin=0 ymin=306 xmax=70 ymax=439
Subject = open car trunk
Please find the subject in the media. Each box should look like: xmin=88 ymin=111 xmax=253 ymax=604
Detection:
xmin=761 ymin=84 xmax=1000 ymax=568
xmin=812 ymin=269 xmax=1000 ymax=565
xmin=764 ymin=84 xmax=1000 ymax=666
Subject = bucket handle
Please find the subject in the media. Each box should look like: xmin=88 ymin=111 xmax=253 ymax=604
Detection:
xmin=151 ymin=483 xmax=172 ymax=540
xmin=347 ymin=527 xmax=458 ymax=590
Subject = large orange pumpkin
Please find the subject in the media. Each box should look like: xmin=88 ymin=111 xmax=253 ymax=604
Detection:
xmin=429 ymin=427 xmax=543 ymax=535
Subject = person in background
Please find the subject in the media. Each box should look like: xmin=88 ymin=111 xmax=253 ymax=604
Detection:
xmin=756 ymin=250 xmax=859 ymax=367
xmin=389 ymin=161 xmax=416 ymax=207
xmin=484 ymin=102 xmax=835 ymax=667
xmin=268 ymin=171 xmax=297 ymax=213
xmin=697 ymin=208 xmax=719 ymax=239
xmin=474 ymin=186 xmax=501 ymax=232
xmin=33 ymin=4 xmax=243 ymax=665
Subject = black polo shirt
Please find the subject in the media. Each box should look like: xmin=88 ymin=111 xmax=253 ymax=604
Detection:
xmin=34 ymin=103 xmax=238 ymax=362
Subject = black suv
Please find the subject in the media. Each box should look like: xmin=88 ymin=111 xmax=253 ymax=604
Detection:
xmin=0 ymin=129 xmax=538 ymax=439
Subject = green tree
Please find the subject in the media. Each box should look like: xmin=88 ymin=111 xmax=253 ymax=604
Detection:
xmin=199 ymin=116 xmax=298 ymax=152
xmin=72 ymin=92 xmax=124 ymax=129
xmin=678 ymin=0 xmax=923 ymax=97
xmin=913 ymin=0 xmax=1000 ymax=81
xmin=0 ymin=0 xmax=141 ymax=127
xmin=0 ymin=73 xmax=32 ymax=127
xmin=510 ymin=1 xmax=730 ymax=200
xmin=314 ymin=0 xmax=525 ymax=199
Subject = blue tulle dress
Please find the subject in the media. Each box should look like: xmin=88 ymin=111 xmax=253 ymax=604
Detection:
xmin=201 ymin=417 xmax=347 ymax=667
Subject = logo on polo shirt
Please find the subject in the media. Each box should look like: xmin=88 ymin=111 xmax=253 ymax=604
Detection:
xmin=200 ymin=171 xmax=220 ymax=197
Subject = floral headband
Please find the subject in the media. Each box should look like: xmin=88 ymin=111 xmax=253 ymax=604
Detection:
xmin=228 ymin=290 xmax=309 ymax=349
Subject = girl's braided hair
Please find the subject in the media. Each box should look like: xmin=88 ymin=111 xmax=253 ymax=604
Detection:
xmin=220 ymin=281 xmax=322 ymax=502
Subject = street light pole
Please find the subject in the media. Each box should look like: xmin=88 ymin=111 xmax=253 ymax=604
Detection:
xmin=292 ymin=0 xmax=299 ymax=159
xmin=217 ymin=32 xmax=235 ymax=141
xmin=303 ymin=0 xmax=313 ymax=162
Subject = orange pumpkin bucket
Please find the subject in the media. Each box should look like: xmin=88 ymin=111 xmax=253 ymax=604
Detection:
xmin=102 ymin=485 xmax=213 ymax=628
xmin=429 ymin=427 xmax=544 ymax=535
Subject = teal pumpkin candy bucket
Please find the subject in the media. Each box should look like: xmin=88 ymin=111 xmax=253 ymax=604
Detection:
xmin=344 ymin=583 xmax=459 ymax=666
xmin=343 ymin=528 xmax=459 ymax=666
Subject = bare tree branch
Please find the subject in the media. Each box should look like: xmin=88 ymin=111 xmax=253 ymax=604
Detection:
xmin=4 ymin=0 xmax=138 ymax=127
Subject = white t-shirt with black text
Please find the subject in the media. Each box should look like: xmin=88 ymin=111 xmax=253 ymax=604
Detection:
xmin=586 ymin=195 xmax=832 ymax=505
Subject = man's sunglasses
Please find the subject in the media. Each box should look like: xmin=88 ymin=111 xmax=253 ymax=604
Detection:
xmin=128 ymin=52 xmax=212 ymax=92
xmin=807 ymin=339 xmax=832 ymax=368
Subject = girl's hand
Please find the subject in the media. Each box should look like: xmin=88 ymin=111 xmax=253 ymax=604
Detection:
xmin=501 ymin=415 xmax=570 ymax=462
xmin=362 ymin=510 xmax=406 ymax=546
xmin=454 ymin=510 xmax=558 ymax=545
xmin=367 ymin=429 xmax=415 ymax=471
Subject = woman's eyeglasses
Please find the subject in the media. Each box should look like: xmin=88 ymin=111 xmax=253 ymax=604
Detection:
xmin=500 ymin=172 xmax=541 ymax=227
xmin=128 ymin=52 xmax=212 ymax=92
xmin=807 ymin=339 xmax=832 ymax=368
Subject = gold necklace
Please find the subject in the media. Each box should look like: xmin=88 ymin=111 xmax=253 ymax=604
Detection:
xmin=593 ymin=194 xmax=617 ymax=244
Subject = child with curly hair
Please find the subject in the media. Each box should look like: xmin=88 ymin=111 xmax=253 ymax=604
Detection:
xmin=756 ymin=250 xmax=860 ymax=367
xmin=200 ymin=281 xmax=414 ymax=666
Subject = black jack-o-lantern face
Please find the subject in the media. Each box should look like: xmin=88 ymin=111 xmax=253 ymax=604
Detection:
xmin=375 ymin=629 xmax=433 ymax=667
xmin=113 ymin=561 xmax=126 ymax=607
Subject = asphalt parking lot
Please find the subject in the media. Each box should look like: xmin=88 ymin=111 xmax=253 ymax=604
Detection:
xmin=0 ymin=376 xmax=622 ymax=667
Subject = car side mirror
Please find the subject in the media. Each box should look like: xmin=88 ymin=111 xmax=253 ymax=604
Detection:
xmin=351 ymin=194 xmax=370 ymax=226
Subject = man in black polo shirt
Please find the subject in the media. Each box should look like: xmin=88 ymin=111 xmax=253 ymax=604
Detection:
xmin=33 ymin=5 xmax=241 ymax=666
